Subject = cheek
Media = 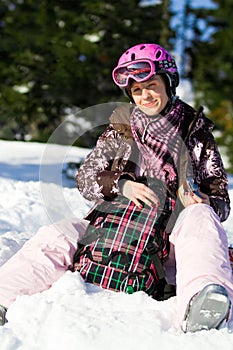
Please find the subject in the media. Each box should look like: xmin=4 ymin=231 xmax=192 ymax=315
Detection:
xmin=161 ymin=90 xmax=169 ymax=103
xmin=132 ymin=95 xmax=140 ymax=104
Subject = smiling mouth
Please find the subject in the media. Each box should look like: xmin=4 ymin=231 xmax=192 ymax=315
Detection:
xmin=143 ymin=101 xmax=158 ymax=108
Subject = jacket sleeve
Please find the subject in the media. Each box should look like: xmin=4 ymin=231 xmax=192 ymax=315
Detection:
xmin=76 ymin=125 xmax=136 ymax=202
xmin=192 ymin=130 xmax=231 ymax=222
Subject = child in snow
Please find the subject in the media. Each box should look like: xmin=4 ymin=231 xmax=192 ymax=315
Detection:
xmin=0 ymin=43 xmax=233 ymax=333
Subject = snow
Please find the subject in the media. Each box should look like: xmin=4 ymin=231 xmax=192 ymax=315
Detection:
xmin=0 ymin=139 xmax=233 ymax=350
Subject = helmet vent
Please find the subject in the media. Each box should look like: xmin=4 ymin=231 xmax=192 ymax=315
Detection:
xmin=131 ymin=53 xmax=136 ymax=60
xmin=140 ymin=45 xmax=146 ymax=50
xmin=155 ymin=49 xmax=162 ymax=60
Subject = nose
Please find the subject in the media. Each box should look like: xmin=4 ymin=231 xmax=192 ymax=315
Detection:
xmin=141 ymin=88 xmax=151 ymax=99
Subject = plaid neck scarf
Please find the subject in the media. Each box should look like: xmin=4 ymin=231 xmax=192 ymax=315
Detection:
xmin=130 ymin=98 xmax=192 ymax=194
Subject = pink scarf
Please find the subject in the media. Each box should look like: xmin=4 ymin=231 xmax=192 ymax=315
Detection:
xmin=130 ymin=98 xmax=195 ymax=195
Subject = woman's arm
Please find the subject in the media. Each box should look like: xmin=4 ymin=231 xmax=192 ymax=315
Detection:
xmin=193 ymin=131 xmax=230 ymax=222
xmin=76 ymin=125 xmax=136 ymax=201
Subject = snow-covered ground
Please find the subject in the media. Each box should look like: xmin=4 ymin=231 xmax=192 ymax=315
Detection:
xmin=0 ymin=139 xmax=233 ymax=350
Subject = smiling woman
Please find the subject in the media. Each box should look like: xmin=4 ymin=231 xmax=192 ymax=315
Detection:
xmin=0 ymin=42 xmax=232 ymax=334
xmin=75 ymin=42 xmax=233 ymax=333
xmin=129 ymin=76 xmax=169 ymax=116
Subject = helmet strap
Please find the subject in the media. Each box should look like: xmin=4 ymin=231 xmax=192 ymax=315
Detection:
xmin=160 ymin=95 xmax=178 ymax=116
xmin=159 ymin=73 xmax=176 ymax=98
xmin=124 ymin=73 xmax=177 ymax=108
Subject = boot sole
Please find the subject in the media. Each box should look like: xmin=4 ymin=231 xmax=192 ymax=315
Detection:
xmin=183 ymin=284 xmax=231 ymax=333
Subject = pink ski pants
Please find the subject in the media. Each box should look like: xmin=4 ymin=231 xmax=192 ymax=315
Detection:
xmin=0 ymin=203 xmax=232 ymax=327
xmin=169 ymin=203 xmax=233 ymax=326
xmin=0 ymin=217 xmax=88 ymax=308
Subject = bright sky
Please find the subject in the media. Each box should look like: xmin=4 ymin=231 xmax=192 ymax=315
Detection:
xmin=141 ymin=0 xmax=217 ymax=9
xmin=171 ymin=0 xmax=217 ymax=10
xmin=170 ymin=0 xmax=217 ymax=71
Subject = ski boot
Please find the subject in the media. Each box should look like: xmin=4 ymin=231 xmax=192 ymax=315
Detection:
xmin=183 ymin=284 xmax=231 ymax=333
xmin=0 ymin=305 xmax=7 ymax=326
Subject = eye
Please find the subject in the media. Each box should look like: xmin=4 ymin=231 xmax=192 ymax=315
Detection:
xmin=148 ymin=82 xmax=157 ymax=89
xmin=131 ymin=86 xmax=141 ymax=94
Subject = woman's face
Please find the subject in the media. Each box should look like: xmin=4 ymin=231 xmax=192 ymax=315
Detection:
xmin=130 ymin=75 xmax=169 ymax=115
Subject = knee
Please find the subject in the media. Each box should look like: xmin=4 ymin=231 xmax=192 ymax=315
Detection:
xmin=175 ymin=204 xmax=211 ymax=227
xmin=24 ymin=224 xmax=62 ymax=247
xmin=182 ymin=204 xmax=222 ymax=227
xmin=170 ymin=204 xmax=215 ymax=244
xmin=182 ymin=203 xmax=212 ymax=217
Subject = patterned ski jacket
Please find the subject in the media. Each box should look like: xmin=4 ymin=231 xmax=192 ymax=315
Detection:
xmin=76 ymin=98 xmax=230 ymax=228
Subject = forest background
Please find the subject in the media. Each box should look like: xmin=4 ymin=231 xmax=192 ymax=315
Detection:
xmin=0 ymin=0 xmax=232 ymax=172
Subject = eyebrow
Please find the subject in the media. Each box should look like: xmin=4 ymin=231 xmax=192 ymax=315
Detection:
xmin=131 ymin=76 xmax=160 ymax=88
xmin=148 ymin=76 xmax=160 ymax=82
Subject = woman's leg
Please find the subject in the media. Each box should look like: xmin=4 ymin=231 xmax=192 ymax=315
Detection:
xmin=0 ymin=217 xmax=89 ymax=308
xmin=170 ymin=203 xmax=233 ymax=328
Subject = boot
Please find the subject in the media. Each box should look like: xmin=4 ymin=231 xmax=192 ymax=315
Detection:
xmin=183 ymin=284 xmax=231 ymax=333
xmin=0 ymin=305 xmax=7 ymax=326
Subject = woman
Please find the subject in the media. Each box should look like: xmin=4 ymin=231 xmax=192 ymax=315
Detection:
xmin=75 ymin=43 xmax=233 ymax=332
xmin=0 ymin=43 xmax=232 ymax=333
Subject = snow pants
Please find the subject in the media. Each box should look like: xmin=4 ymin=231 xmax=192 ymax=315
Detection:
xmin=0 ymin=218 xmax=89 ymax=308
xmin=0 ymin=203 xmax=232 ymax=328
xmin=169 ymin=204 xmax=233 ymax=327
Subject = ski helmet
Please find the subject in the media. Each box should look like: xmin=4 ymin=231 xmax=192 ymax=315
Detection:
xmin=112 ymin=43 xmax=179 ymax=99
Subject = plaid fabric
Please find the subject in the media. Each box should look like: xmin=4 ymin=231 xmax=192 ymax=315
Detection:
xmin=77 ymin=259 xmax=156 ymax=295
xmin=74 ymin=180 xmax=174 ymax=298
xmin=130 ymin=100 xmax=196 ymax=195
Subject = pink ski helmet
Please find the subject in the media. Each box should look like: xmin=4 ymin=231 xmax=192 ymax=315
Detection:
xmin=112 ymin=43 xmax=179 ymax=99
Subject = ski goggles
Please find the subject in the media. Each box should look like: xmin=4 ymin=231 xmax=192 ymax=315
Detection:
xmin=112 ymin=59 xmax=156 ymax=88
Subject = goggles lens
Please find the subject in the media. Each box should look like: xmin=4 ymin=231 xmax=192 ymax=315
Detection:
xmin=112 ymin=60 xmax=155 ymax=87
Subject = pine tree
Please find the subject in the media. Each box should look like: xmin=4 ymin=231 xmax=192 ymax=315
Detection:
xmin=0 ymin=0 xmax=175 ymax=142
xmin=184 ymin=0 xmax=233 ymax=171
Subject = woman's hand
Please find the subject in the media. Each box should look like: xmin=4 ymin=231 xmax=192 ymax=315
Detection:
xmin=119 ymin=180 xmax=160 ymax=208
xmin=190 ymin=190 xmax=210 ymax=205
xmin=178 ymin=185 xmax=210 ymax=207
